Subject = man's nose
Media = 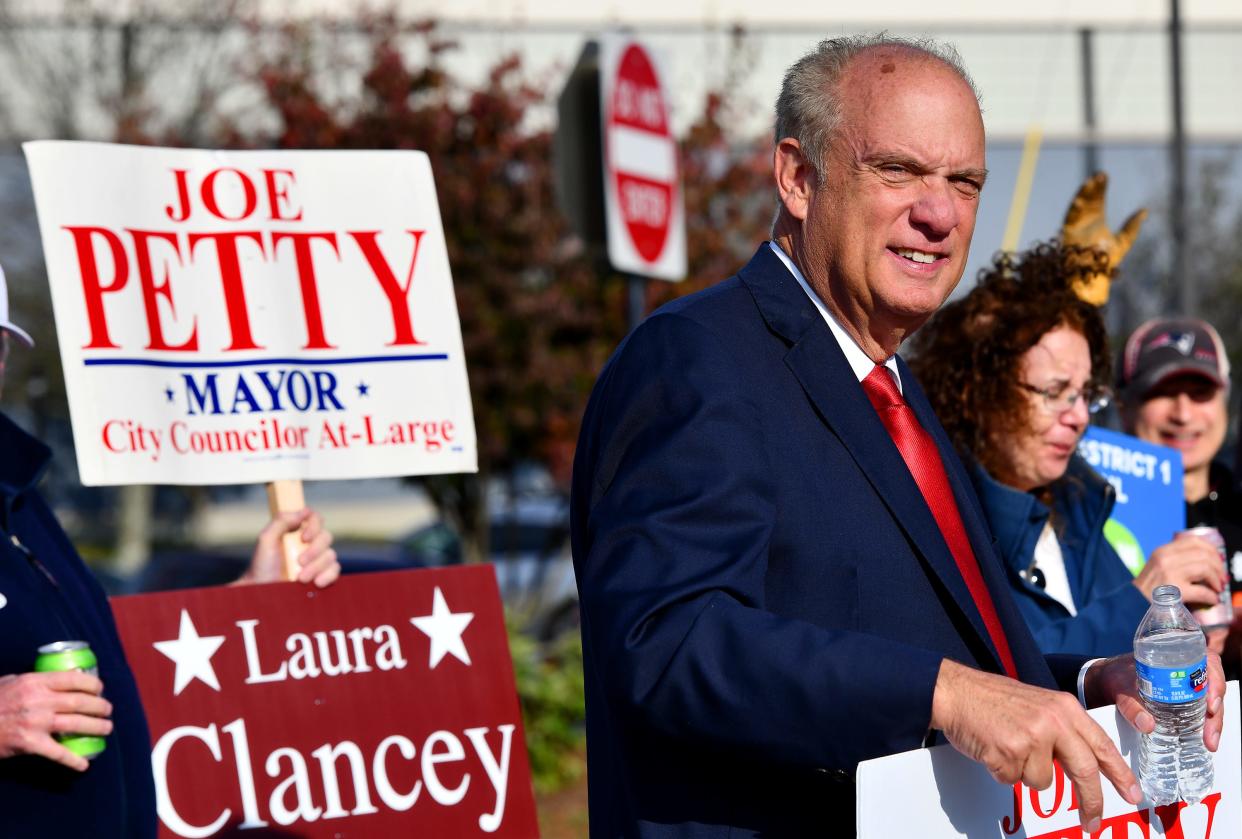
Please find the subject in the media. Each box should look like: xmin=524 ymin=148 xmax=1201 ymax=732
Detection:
xmin=1170 ymin=392 xmax=1194 ymax=421
xmin=908 ymin=180 xmax=961 ymax=236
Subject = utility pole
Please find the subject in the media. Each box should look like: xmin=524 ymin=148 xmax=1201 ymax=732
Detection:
xmin=1170 ymin=0 xmax=1193 ymax=315
xmin=1079 ymin=27 xmax=1099 ymax=180
xmin=627 ymin=275 xmax=646 ymax=331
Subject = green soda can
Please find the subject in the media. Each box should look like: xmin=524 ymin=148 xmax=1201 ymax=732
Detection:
xmin=34 ymin=641 xmax=107 ymax=760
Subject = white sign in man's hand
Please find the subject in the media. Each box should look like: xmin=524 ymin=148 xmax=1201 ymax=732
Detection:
xmin=860 ymin=678 xmax=1238 ymax=838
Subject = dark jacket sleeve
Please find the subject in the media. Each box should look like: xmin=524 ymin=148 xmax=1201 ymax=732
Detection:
xmin=575 ymin=312 xmax=945 ymax=772
xmin=1044 ymin=654 xmax=1095 ymax=693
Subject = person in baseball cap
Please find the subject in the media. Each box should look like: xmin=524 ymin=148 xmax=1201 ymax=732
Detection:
xmin=1119 ymin=317 xmax=1242 ymax=624
xmin=1119 ymin=317 xmax=1229 ymax=404
xmin=1119 ymin=317 xmax=1231 ymax=499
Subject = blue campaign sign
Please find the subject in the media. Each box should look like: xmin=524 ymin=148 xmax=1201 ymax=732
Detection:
xmin=1077 ymin=427 xmax=1184 ymax=576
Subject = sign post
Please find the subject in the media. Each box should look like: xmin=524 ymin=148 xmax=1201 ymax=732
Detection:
xmin=599 ymin=34 xmax=686 ymax=284
xmin=600 ymin=34 xmax=686 ymax=329
xmin=556 ymin=35 xmax=685 ymax=330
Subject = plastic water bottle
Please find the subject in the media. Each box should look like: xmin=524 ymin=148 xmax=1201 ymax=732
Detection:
xmin=1133 ymin=584 xmax=1214 ymax=805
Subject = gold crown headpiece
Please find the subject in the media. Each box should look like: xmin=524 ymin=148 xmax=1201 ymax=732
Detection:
xmin=1060 ymin=172 xmax=1147 ymax=306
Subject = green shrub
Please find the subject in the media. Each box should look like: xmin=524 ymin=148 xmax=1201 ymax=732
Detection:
xmin=510 ymin=625 xmax=586 ymax=794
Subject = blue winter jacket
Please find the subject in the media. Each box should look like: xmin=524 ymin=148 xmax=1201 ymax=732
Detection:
xmin=969 ymin=454 xmax=1149 ymax=658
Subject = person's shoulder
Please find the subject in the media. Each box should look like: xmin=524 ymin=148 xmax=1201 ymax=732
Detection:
xmin=613 ymin=282 xmax=754 ymax=378
xmin=587 ymin=276 xmax=771 ymax=419
xmin=647 ymin=243 xmax=793 ymax=326
xmin=615 ymin=262 xmax=771 ymax=358
xmin=1065 ymin=452 xmax=1111 ymax=489
xmin=587 ymin=246 xmax=796 ymax=405
xmin=649 ymin=272 xmax=752 ymax=323
xmin=1050 ymin=455 xmax=1114 ymax=532
xmin=0 ymin=411 xmax=53 ymax=496
xmin=1210 ymin=461 xmax=1242 ymax=510
xmin=648 ymin=245 xmax=800 ymax=332
xmin=1211 ymin=460 xmax=1241 ymax=492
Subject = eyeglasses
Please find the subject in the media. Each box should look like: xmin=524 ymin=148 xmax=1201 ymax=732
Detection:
xmin=1019 ymin=380 xmax=1112 ymax=415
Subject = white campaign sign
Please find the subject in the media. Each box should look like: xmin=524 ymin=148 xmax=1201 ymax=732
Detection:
xmin=858 ymin=684 xmax=1240 ymax=838
xmin=24 ymin=142 xmax=477 ymax=485
xmin=599 ymin=33 xmax=686 ymax=282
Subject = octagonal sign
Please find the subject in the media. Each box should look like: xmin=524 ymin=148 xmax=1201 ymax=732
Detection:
xmin=600 ymin=34 xmax=686 ymax=282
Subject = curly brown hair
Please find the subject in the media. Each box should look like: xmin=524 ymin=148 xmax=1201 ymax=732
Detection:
xmin=908 ymin=241 xmax=1111 ymax=484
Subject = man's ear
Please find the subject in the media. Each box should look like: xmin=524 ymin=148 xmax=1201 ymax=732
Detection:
xmin=773 ymin=137 xmax=815 ymax=221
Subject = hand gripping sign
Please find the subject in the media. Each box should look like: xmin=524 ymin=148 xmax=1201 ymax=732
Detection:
xmin=110 ymin=565 xmax=539 ymax=838
xmin=23 ymin=142 xmax=477 ymax=488
xmin=856 ymin=686 xmax=1239 ymax=838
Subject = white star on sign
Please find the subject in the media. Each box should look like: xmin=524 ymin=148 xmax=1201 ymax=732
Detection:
xmin=153 ymin=609 xmax=226 ymax=695
xmin=410 ymin=587 xmax=474 ymax=668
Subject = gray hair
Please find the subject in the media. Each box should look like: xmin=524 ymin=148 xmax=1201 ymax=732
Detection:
xmin=774 ymin=34 xmax=980 ymax=183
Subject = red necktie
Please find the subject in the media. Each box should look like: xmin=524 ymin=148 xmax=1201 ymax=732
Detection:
xmin=862 ymin=365 xmax=1018 ymax=679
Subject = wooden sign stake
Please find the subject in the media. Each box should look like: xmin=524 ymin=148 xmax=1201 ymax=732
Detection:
xmin=266 ymin=479 xmax=306 ymax=581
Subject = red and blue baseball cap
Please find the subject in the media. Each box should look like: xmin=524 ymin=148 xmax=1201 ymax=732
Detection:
xmin=1119 ymin=317 xmax=1229 ymax=400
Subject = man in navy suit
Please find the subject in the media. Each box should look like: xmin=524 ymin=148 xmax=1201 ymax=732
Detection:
xmin=571 ymin=34 xmax=1225 ymax=838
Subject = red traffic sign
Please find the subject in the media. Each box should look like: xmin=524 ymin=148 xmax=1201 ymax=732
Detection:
xmin=601 ymin=35 xmax=685 ymax=281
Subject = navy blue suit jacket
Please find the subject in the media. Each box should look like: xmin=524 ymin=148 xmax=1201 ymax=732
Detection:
xmin=570 ymin=246 xmax=1087 ymax=837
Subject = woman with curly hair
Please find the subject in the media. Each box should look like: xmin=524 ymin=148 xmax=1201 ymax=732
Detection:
xmin=909 ymin=242 xmax=1227 ymax=656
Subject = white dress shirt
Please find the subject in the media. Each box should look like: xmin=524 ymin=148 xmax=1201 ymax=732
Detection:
xmin=767 ymin=241 xmax=901 ymax=391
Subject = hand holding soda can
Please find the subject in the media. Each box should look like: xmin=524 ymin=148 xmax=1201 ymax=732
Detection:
xmin=1182 ymin=526 xmax=1232 ymax=631
xmin=33 ymin=641 xmax=107 ymax=760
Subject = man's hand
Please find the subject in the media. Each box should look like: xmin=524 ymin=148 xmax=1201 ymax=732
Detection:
xmin=1206 ymin=626 xmax=1228 ymax=657
xmin=1082 ymin=653 xmax=1225 ymax=753
xmin=0 ymin=671 xmax=112 ymax=772
xmin=1134 ymin=533 xmax=1228 ymax=607
xmin=238 ymin=508 xmax=340 ymax=588
xmin=931 ymin=659 xmax=1142 ymax=834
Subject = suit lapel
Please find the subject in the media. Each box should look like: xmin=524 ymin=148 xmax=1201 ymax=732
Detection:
xmin=739 ymin=247 xmax=1000 ymax=669
xmin=901 ymin=367 xmax=1021 ymax=672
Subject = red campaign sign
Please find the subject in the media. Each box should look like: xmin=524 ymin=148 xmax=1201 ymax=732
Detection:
xmin=608 ymin=43 xmax=675 ymax=263
xmin=110 ymin=565 xmax=538 ymax=838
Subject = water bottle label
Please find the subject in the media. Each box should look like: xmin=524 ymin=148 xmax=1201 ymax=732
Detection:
xmin=1136 ymin=657 xmax=1209 ymax=704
